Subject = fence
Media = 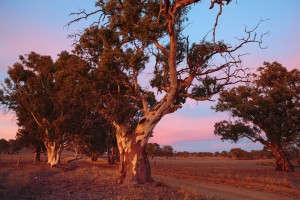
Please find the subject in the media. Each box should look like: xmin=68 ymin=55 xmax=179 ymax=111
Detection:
xmin=0 ymin=155 xmax=47 ymax=167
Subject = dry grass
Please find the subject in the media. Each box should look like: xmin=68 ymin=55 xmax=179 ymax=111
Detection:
xmin=0 ymin=157 xmax=201 ymax=200
xmin=150 ymin=157 xmax=300 ymax=197
xmin=1 ymin=151 xmax=300 ymax=199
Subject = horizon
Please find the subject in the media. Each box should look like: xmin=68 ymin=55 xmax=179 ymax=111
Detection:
xmin=1 ymin=0 xmax=300 ymax=153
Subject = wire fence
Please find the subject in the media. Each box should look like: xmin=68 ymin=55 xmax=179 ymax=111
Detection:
xmin=0 ymin=155 xmax=47 ymax=167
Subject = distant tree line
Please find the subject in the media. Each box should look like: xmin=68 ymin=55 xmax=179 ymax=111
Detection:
xmin=0 ymin=138 xmax=22 ymax=154
xmin=0 ymin=1 xmax=298 ymax=187
xmin=146 ymin=143 xmax=299 ymax=165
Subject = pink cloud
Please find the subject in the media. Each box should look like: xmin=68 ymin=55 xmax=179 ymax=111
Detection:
xmin=0 ymin=113 xmax=18 ymax=140
xmin=149 ymin=113 xmax=224 ymax=145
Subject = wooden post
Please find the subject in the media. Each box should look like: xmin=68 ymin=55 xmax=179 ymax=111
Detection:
xmin=17 ymin=157 xmax=21 ymax=167
xmin=227 ymin=164 xmax=231 ymax=177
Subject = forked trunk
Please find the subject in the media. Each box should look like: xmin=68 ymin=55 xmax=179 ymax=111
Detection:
xmin=117 ymin=134 xmax=152 ymax=184
xmin=45 ymin=141 xmax=62 ymax=167
xmin=269 ymin=144 xmax=294 ymax=172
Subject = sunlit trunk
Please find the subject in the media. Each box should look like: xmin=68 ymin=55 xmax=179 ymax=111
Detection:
xmin=269 ymin=144 xmax=294 ymax=172
xmin=116 ymin=134 xmax=152 ymax=184
xmin=114 ymin=122 xmax=154 ymax=184
xmin=45 ymin=141 xmax=62 ymax=167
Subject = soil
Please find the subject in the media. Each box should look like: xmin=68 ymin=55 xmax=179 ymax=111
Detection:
xmin=154 ymin=175 xmax=299 ymax=200
xmin=0 ymin=158 xmax=199 ymax=200
xmin=0 ymin=153 xmax=299 ymax=200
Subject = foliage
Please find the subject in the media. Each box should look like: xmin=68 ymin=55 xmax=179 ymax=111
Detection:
xmin=146 ymin=143 xmax=161 ymax=158
xmin=214 ymin=62 xmax=300 ymax=171
xmin=0 ymin=51 xmax=113 ymax=162
xmin=0 ymin=138 xmax=22 ymax=154
xmin=0 ymin=138 xmax=9 ymax=153
xmin=229 ymin=148 xmax=252 ymax=160
xmin=214 ymin=62 xmax=300 ymax=147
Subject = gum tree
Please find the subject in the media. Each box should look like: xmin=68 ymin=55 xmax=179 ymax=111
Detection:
xmin=0 ymin=51 xmax=95 ymax=167
xmin=69 ymin=0 xmax=263 ymax=183
xmin=214 ymin=62 xmax=300 ymax=171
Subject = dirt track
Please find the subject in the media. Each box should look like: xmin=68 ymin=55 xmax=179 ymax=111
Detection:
xmin=154 ymin=174 xmax=299 ymax=200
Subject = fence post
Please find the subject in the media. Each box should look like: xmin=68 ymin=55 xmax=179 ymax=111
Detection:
xmin=17 ymin=157 xmax=21 ymax=167
xmin=227 ymin=164 xmax=231 ymax=177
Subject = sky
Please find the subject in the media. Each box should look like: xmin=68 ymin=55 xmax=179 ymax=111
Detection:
xmin=0 ymin=0 xmax=299 ymax=152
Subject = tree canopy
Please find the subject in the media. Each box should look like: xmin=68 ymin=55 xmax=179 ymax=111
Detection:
xmin=214 ymin=61 xmax=300 ymax=171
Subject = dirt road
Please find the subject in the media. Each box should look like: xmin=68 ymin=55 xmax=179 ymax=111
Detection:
xmin=153 ymin=174 xmax=299 ymax=200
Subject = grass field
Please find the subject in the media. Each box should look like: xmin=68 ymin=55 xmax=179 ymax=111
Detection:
xmin=0 ymin=150 xmax=299 ymax=199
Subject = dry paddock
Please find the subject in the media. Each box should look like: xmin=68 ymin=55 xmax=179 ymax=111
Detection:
xmin=1 ymin=151 xmax=300 ymax=199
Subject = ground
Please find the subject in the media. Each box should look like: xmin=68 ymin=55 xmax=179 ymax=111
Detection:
xmin=0 ymin=150 xmax=299 ymax=200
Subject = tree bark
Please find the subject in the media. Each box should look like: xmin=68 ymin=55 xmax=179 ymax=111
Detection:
xmin=114 ymin=122 xmax=153 ymax=184
xmin=91 ymin=152 xmax=98 ymax=161
xmin=269 ymin=144 xmax=294 ymax=172
xmin=108 ymin=147 xmax=116 ymax=164
xmin=256 ymin=137 xmax=294 ymax=172
xmin=33 ymin=151 xmax=41 ymax=163
xmin=45 ymin=141 xmax=62 ymax=167
xmin=33 ymin=145 xmax=41 ymax=163
xmin=116 ymin=134 xmax=152 ymax=184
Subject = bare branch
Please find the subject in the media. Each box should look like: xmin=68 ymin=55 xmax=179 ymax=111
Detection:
xmin=66 ymin=9 xmax=103 ymax=27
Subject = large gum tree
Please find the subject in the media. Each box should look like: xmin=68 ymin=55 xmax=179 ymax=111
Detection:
xmin=69 ymin=0 xmax=264 ymax=183
xmin=0 ymin=51 xmax=93 ymax=167
xmin=214 ymin=62 xmax=300 ymax=172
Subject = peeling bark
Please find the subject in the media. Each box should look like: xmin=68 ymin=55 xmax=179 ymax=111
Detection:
xmin=45 ymin=141 xmax=62 ymax=167
xmin=114 ymin=123 xmax=152 ymax=184
xmin=269 ymin=144 xmax=294 ymax=172
xmin=256 ymin=137 xmax=294 ymax=172
xmin=117 ymin=135 xmax=152 ymax=184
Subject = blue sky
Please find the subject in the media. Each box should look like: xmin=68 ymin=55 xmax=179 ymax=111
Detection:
xmin=0 ymin=0 xmax=299 ymax=152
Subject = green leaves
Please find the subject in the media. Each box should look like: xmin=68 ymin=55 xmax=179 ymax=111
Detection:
xmin=214 ymin=120 xmax=259 ymax=142
xmin=191 ymin=76 xmax=222 ymax=98
xmin=215 ymin=62 xmax=300 ymax=145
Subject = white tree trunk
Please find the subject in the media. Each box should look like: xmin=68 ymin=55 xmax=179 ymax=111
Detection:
xmin=45 ymin=141 xmax=62 ymax=167
xmin=114 ymin=119 xmax=157 ymax=184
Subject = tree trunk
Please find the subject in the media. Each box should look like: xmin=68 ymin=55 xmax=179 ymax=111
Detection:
xmin=269 ymin=144 xmax=294 ymax=172
xmin=33 ymin=145 xmax=41 ymax=163
xmin=116 ymin=134 xmax=152 ymax=184
xmin=33 ymin=151 xmax=41 ymax=163
xmin=45 ymin=141 xmax=62 ymax=167
xmin=91 ymin=152 xmax=98 ymax=161
xmin=108 ymin=147 xmax=116 ymax=164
